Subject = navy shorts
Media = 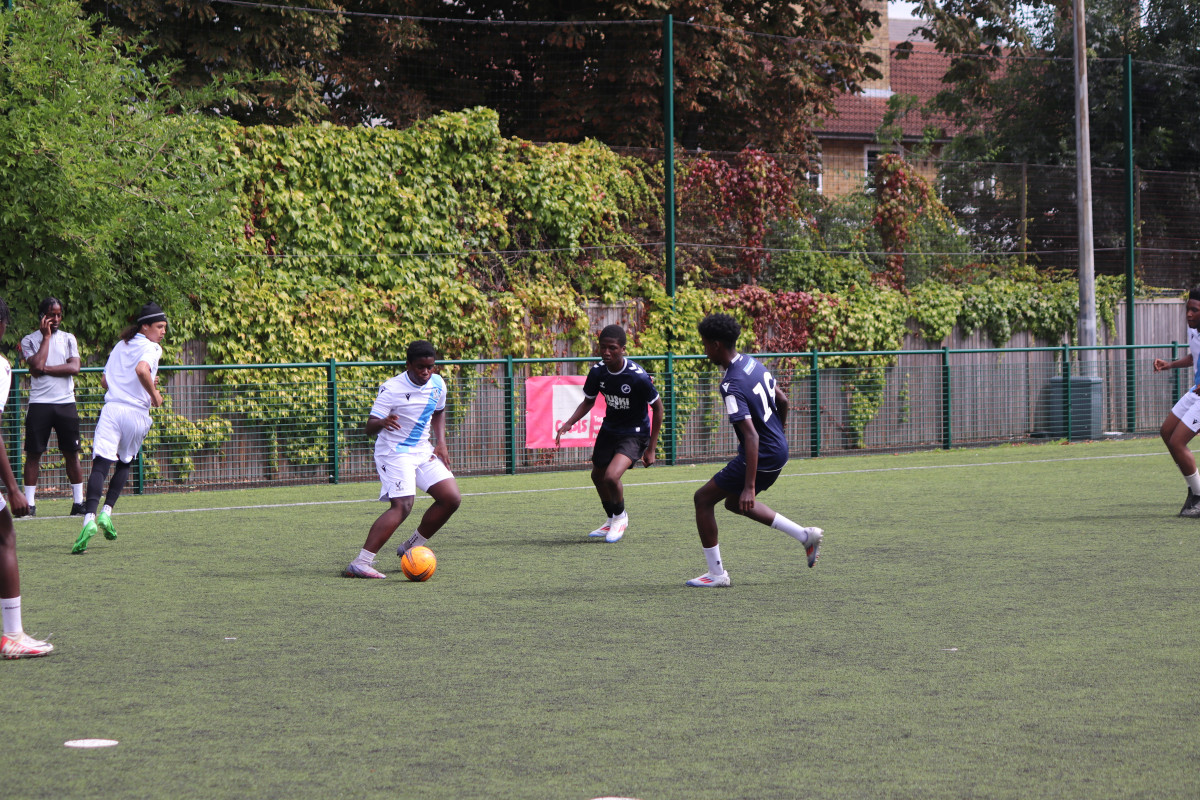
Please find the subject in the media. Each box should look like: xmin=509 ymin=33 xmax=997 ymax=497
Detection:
xmin=712 ymin=454 xmax=783 ymax=496
xmin=24 ymin=402 xmax=82 ymax=455
xmin=592 ymin=429 xmax=649 ymax=469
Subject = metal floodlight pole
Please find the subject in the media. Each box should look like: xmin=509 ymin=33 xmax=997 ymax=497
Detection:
xmin=1074 ymin=0 xmax=1098 ymax=375
xmin=1124 ymin=54 xmax=1137 ymax=431
xmin=663 ymin=13 xmax=676 ymax=300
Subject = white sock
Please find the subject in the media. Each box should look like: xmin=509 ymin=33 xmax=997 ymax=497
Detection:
xmin=102 ymin=504 xmax=113 ymax=516
xmin=355 ymin=548 xmax=377 ymax=565
xmin=771 ymin=513 xmax=813 ymax=543
xmin=1186 ymin=471 xmax=1200 ymax=494
xmin=2 ymin=596 xmax=22 ymax=635
xmin=703 ymin=544 xmax=724 ymax=576
xmin=23 ymin=485 xmax=35 ymax=506
xmin=401 ymin=532 xmax=429 ymax=553
xmin=72 ymin=483 xmax=84 ymax=503
xmin=83 ymin=513 xmax=95 ymax=525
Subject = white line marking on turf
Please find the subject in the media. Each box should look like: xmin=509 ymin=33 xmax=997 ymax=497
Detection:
xmin=38 ymin=450 xmax=1167 ymax=519
xmin=65 ymin=739 xmax=119 ymax=748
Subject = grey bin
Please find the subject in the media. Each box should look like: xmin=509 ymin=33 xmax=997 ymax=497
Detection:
xmin=1036 ymin=375 xmax=1103 ymax=440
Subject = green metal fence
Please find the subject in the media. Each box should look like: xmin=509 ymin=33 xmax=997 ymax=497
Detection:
xmin=1 ymin=344 xmax=1185 ymax=500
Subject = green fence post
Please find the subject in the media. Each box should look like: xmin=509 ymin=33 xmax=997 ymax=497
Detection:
xmin=809 ymin=350 xmax=820 ymax=458
xmin=327 ymin=358 xmax=339 ymax=484
xmin=1062 ymin=344 xmax=1073 ymax=441
xmin=941 ymin=347 xmax=952 ymax=450
xmin=505 ymin=355 xmax=516 ymax=475
xmin=1172 ymin=341 xmax=1181 ymax=401
xmin=666 ymin=352 xmax=677 ymax=465
xmin=136 ymin=450 xmax=144 ymax=494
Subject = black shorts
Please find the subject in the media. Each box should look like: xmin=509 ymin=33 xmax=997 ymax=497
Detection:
xmin=24 ymin=402 xmax=82 ymax=456
xmin=712 ymin=454 xmax=784 ymax=496
xmin=591 ymin=429 xmax=649 ymax=469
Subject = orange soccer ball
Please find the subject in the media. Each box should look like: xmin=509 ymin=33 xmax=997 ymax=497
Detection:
xmin=400 ymin=546 xmax=437 ymax=582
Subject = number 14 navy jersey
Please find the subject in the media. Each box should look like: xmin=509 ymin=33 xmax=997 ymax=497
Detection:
xmin=719 ymin=353 xmax=788 ymax=470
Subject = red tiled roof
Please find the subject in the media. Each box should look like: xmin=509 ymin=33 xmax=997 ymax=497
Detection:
xmin=818 ymin=42 xmax=959 ymax=140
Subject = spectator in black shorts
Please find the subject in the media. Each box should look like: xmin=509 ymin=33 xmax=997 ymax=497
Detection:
xmin=19 ymin=297 xmax=84 ymax=517
xmin=555 ymin=325 xmax=663 ymax=543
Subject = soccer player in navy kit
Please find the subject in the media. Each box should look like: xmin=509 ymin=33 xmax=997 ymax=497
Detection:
xmin=686 ymin=313 xmax=823 ymax=587
xmin=555 ymin=325 xmax=663 ymax=542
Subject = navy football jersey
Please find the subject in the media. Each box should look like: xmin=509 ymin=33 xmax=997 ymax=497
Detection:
xmin=720 ymin=353 xmax=789 ymax=470
xmin=583 ymin=358 xmax=660 ymax=436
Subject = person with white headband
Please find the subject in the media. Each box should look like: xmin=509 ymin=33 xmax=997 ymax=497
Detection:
xmin=72 ymin=303 xmax=167 ymax=554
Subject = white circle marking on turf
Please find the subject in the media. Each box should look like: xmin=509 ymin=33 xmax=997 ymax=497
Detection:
xmin=65 ymin=739 xmax=119 ymax=748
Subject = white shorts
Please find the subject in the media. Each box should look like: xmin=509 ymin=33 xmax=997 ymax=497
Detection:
xmin=92 ymin=402 xmax=153 ymax=463
xmin=376 ymin=451 xmax=454 ymax=501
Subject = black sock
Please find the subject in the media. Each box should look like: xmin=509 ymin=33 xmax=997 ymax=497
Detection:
xmin=85 ymin=457 xmax=113 ymax=516
xmin=601 ymin=500 xmax=615 ymax=518
xmin=104 ymin=460 xmax=132 ymax=510
xmin=611 ymin=500 xmax=625 ymax=516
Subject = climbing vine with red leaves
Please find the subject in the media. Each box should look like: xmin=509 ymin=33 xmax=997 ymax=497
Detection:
xmin=871 ymin=153 xmax=931 ymax=290
xmin=678 ymin=149 xmax=800 ymax=285
xmin=717 ymin=285 xmax=839 ymax=354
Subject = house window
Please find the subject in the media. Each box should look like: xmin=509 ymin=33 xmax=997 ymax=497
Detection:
xmin=865 ymin=146 xmax=906 ymax=187
xmin=865 ymin=146 xmax=883 ymax=178
xmin=804 ymin=155 xmax=823 ymax=195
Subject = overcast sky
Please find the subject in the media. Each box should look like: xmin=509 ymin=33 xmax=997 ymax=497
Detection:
xmin=890 ymin=1 xmax=921 ymax=19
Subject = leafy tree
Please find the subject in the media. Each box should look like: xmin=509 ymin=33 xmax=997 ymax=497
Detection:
xmin=913 ymin=0 xmax=1200 ymax=171
xmin=82 ymin=0 xmax=344 ymax=124
xmin=87 ymin=0 xmax=883 ymax=155
xmin=0 ymin=0 xmax=241 ymax=354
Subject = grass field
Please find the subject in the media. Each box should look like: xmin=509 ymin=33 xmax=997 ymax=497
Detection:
xmin=3 ymin=438 xmax=1198 ymax=800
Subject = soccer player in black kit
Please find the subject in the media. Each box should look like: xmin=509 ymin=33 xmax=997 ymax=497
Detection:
xmin=555 ymin=325 xmax=663 ymax=543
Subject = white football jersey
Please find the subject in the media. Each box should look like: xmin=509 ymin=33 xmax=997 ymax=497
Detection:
xmin=103 ymin=334 xmax=163 ymax=410
xmin=1190 ymin=326 xmax=1200 ymax=386
xmin=371 ymin=371 xmax=447 ymax=459
xmin=20 ymin=329 xmax=79 ymax=404
xmin=0 ymin=354 xmax=10 ymax=415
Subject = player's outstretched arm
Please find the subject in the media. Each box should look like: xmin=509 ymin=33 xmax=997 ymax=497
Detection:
xmin=1155 ymin=353 xmax=1194 ymax=372
xmin=734 ymin=418 xmax=760 ymax=513
xmin=644 ymin=397 xmax=665 ymax=467
xmin=555 ymin=396 xmax=596 ymax=447
xmin=0 ymin=414 xmax=28 ymax=518
xmin=365 ymin=414 xmax=400 ymax=437
xmin=431 ymin=408 xmax=452 ymax=469
xmin=774 ymin=385 xmax=789 ymax=427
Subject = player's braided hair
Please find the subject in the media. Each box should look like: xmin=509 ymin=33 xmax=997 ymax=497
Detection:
xmin=698 ymin=313 xmax=741 ymax=349
xmin=38 ymin=297 xmax=63 ymax=318
xmin=1189 ymin=287 xmax=1200 ymax=304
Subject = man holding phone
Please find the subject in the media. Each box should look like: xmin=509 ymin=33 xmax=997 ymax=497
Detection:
xmin=19 ymin=297 xmax=85 ymax=517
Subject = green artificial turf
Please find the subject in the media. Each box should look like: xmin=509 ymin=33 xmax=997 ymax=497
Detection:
xmin=3 ymin=438 xmax=1197 ymax=799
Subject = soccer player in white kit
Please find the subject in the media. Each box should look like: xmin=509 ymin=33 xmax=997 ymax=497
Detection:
xmin=1155 ymin=288 xmax=1200 ymax=517
xmin=72 ymin=303 xmax=167 ymax=554
xmin=345 ymin=340 xmax=462 ymax=579
xmin=0 ymin=296 xmax=54 ymax=658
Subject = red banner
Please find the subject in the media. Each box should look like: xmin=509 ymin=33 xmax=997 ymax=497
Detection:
xmin=524 ymin=375 xmax=607 ymax=448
